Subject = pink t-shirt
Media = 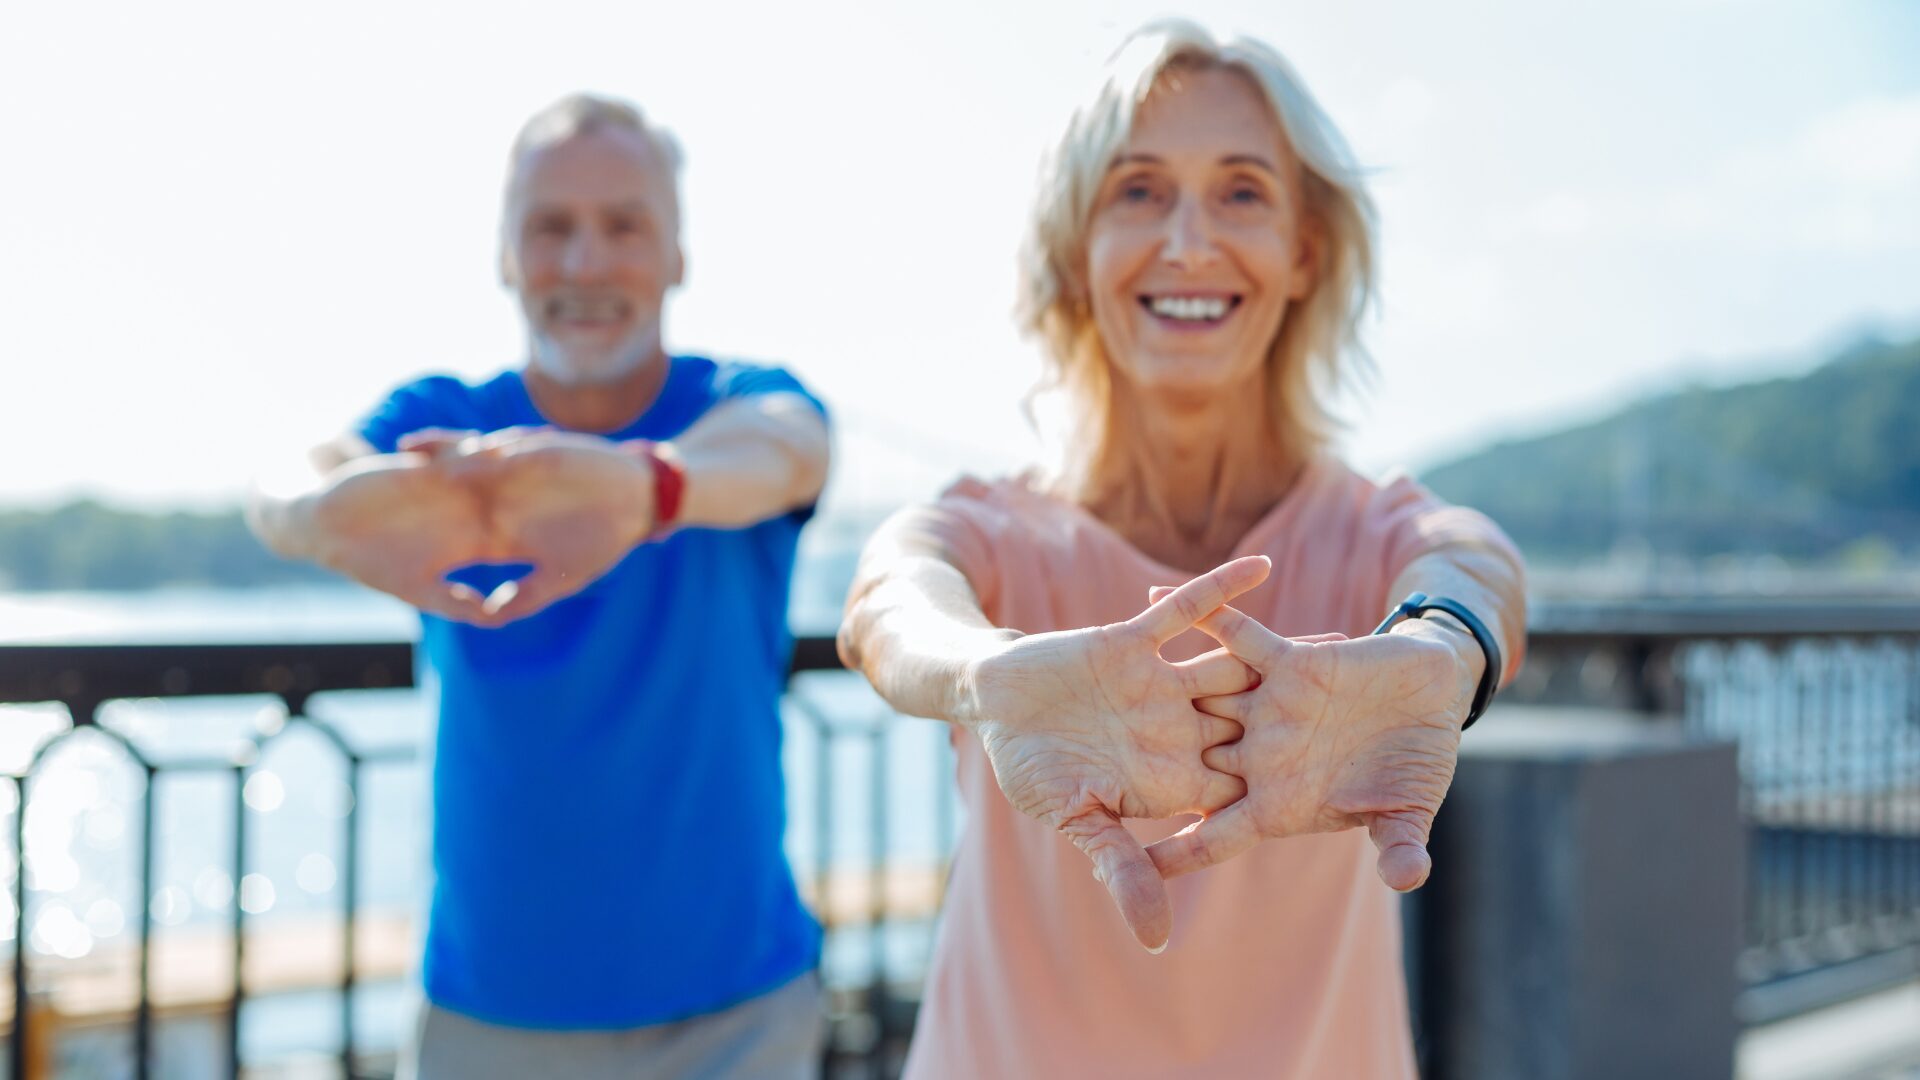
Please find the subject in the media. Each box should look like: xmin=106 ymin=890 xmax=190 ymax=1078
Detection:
xmin=893 ymin=456 xmax=1522 ymax=1079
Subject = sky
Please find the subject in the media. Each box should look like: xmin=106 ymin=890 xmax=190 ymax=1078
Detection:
xmin=3 ymin=0 xmax=1917 ymax=513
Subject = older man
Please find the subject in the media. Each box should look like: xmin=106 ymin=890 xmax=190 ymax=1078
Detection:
xmin=249 ymin=94 xmax=829 ymax=1078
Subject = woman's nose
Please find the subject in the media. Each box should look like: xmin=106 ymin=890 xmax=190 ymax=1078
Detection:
xmin=1160 ymin=196 xmax=1221 ymax=269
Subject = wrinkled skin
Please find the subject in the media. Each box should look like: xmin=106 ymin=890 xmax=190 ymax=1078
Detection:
xmin=966 ymin=555 xmax=1268 ymax=950
xmin=1142 ymin=593 xmax=1473 ymax=892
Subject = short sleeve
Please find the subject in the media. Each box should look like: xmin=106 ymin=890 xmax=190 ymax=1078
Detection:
xmin=355 ymin=375 xmax=479 ymax=454
xmin=711 ymin=362 xmax=830 ymax=423
xmin=1369 ymin=473 xmax=1524 ymax=587
xmin=702 ymin=362 xmax=831 ymax=530
xmin=872 ymin=477 xmax=1007 ymax=618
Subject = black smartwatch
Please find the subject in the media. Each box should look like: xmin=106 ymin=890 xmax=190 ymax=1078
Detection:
xmin=1371 ymin=592 xmax=1503 ymax=730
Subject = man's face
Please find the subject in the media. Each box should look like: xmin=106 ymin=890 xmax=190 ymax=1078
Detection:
xmin=502 ymin=128 xmax=683 ymax=386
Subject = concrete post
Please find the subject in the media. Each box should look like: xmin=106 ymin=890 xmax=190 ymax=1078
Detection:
xmin=1414 ymin=707 xmax=1744 ymax=1080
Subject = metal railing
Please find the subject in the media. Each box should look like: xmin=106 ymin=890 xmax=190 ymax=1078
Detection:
xmin=1502 ymin=602 xmax=1920 ymax=1023
xmin=0 ymin=644 xmax=413 ymax=1079
xmin=784 ymin=638 xmax=957 ymax=1076
xmin=2 ymin=602 xmax=1917 ymax=1075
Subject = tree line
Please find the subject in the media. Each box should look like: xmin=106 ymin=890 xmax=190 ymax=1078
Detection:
xmin=0 ymin=333 xmax=1914 ymax=591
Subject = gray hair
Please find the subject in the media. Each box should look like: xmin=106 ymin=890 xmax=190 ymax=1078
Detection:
xmin=501 ymin=93 xmax=684 ymax=239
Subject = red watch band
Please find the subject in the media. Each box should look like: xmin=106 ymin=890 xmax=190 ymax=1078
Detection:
xmin=628 ymin=440 xmax=686 ymax=537
xmin=645 ymin=442 xmax=686 ymax=532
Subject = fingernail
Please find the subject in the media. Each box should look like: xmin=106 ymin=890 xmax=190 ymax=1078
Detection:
xmin=1146 ymin=941 xmax=1168 ymax=955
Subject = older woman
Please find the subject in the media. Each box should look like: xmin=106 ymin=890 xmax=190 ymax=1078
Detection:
xmin=838 ymin=20 xmax=1526 ymax=1078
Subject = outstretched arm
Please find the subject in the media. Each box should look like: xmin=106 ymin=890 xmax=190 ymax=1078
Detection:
xmin=246 ymin=433 xmax=498 ymax=622
xmin=836 ymin=512 xmax=1018 ymax=726
xmin=246 ymin=432 xmax=377 ymax=562
xmin=669 ymin=391 xmax=830 ymax=529
xmin=1381 ymin=540 xmax=1527 ymax=695
xmin=401 ymin=392 xmax=831 ymax=623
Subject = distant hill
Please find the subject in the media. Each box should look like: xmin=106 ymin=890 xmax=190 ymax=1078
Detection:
xmin=1421 ymin=334 xmax=1920 ymax=561
xmin=3 ymin=334 xmax=1916 ymax=591
xmin=0 ymin=501 xmax=329 ymax=591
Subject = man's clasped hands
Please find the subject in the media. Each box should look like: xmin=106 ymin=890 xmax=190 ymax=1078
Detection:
xmin=300 ymin=428 xmax=659 ymax=626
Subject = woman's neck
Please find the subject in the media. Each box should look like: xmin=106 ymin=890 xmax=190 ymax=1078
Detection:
xmin=1084 ymin=372 xmax=1306 ymax=574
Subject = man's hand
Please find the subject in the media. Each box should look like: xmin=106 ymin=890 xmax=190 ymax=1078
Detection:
xmin=1141 ymin=595 xmax=1473 ymax=892
xmin=963 ymin=556 xmax=1268 ymax=952
xmin=305 ymin=453 xmax=498 ymax=622
xmin=440 ymin=429 xmax=657 ymax=623
xmin=297 ymin=428 xmax=655 ymax=625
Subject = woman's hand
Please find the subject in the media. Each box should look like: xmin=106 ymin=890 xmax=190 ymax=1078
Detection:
xmin=962 ymin=555 xmax=1269 ymax=951
xmin=1142 ymin=595 xmax=1477 ymax=892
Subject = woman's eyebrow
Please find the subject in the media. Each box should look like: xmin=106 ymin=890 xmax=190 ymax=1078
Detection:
xmin=1107 ymin=152 xmax=1281 ymax=175
xmin=1220 ymin=153 xmax=1280 ymax=175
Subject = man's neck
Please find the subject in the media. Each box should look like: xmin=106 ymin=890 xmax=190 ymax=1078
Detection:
xmin=522 ymin=349 xmax=671 ymax=434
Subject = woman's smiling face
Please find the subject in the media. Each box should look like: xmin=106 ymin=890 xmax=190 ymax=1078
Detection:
xmin=1084 ymin=66 xmax=1318 ymax=402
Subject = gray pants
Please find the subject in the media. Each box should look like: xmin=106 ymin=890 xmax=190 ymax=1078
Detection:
xmin=402 ymin=972 xmax=824 ymax=1080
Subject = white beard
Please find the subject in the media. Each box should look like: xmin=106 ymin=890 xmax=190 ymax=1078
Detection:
xmin=526 ymin=323 xmax=661 ymax=387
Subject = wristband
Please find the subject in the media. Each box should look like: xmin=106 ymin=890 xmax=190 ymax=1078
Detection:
xmin=632 ymin=441 xmax=686 ymax=536
xmin=1372 ymin=592 xmax=1502 ymax=730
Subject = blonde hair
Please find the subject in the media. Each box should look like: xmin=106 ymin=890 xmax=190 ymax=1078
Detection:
xmin=1016 ymin=19 xmax=1377 ymax=497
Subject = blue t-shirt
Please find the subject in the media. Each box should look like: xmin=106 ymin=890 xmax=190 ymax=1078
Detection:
xmin=357 ymin=357 xmax=824 ymax=1029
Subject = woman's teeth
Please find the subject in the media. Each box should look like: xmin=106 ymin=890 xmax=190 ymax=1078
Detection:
xmin=1148 ymin=296 xmax=1231 ymax=321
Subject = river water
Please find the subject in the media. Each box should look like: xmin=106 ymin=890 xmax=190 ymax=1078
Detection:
xmin=0 ymin=579 xmax=955 ymax=1070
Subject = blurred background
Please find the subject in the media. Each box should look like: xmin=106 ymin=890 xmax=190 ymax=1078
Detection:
xmin=1 ymin=1 xmax=1916 ymax=1077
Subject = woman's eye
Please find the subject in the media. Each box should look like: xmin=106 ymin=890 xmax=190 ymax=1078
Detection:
xmin=1112 ymin=174 xmax=1166 ymax=205
xmin=1227 ymin=186 xmax=1265 ymax=205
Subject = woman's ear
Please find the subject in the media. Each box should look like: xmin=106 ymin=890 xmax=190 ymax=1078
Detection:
xmin=1287 ymin=212 xmax=1323 ymax=302
xmin=1060 ymin=263 xmax=1092 ymax=319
